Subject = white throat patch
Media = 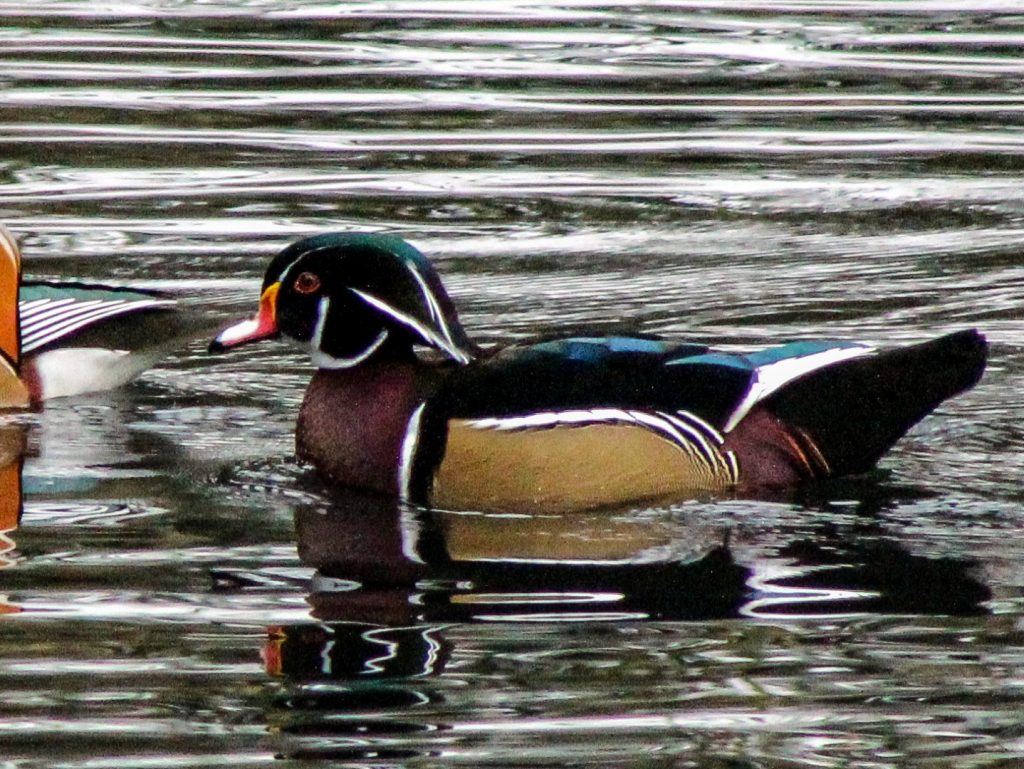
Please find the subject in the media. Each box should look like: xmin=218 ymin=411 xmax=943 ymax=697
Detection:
xmin=309 ymin=295 xmax=389 ymax=369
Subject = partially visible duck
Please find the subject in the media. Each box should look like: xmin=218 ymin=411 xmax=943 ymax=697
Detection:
xmin=0 ymin=225 xmax=188 ymax=406
xmin=210 ymin=232 xmax=987 ymax=513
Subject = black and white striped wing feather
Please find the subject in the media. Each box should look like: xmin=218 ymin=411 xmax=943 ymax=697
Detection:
xmin=19 ymin=293 xmax=176 ymax=355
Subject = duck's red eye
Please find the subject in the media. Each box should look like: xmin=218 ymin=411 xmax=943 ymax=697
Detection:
xmin=294 ymin=272 xmax=321 ymax=295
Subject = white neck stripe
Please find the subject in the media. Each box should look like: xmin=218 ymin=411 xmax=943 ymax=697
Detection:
xmin=399 ymin=401 xmax=427 ymax=506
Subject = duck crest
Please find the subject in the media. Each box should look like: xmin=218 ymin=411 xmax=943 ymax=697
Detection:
xmin=312 ymin=234 xmax=476 ymax=365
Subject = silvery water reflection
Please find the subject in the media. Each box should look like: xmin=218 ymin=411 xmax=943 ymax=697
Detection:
xmin=5 ymin=0 xmax=1024 ymax=767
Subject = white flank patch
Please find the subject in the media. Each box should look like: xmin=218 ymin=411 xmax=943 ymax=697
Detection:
xmin=723 ymin=345 xmax=876 ymax=433
xmin=399 ymin=501 xmax=427 ymax=566
xmin=470 ymin=408 xmax=635 ymax=431
xmin=656 ymin=411 xmax=724 ymax=470
xmin=31 ymin=347 xmax=163 ymax=399
xmin=672 ymin=409 xmax=725 ymax=444
xmin=399 ymin=401 xmax=427 ymax=502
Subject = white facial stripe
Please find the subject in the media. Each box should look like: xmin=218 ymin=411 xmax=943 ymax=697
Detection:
xmin=311 ymin=328 xmax=389 ymax=369
xmin=276 ymin=244 xmax=337 ymax=285
xmin=310 ymin=295 xmax=330 ymax=352
xmin=403 ymin=258 xmax=462 ymax=356
xmin=351 ymin=288 xmax=471 ymax=364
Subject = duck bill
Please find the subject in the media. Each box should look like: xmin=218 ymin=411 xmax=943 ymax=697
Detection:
xmin=209 ymin=282 xmax=281 ymax=352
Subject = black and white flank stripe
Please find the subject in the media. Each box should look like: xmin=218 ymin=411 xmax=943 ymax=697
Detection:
xmin=468 ymin=407 xmax=739 ymax=484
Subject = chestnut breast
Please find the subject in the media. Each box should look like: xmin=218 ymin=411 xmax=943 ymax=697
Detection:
xmin=296 ymin=362 xmax=436 ymax=495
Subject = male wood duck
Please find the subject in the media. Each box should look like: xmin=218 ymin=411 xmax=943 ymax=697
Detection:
xmin=210 ymin=232 xmax=988 ymax=513
xmin=0 ymin=225 xmax=188 ymax=407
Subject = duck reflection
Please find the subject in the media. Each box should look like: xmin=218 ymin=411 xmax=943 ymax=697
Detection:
xmin=264 ymin=623 xmax=449 ymax=682
xmin=744 ymin=535 xmax=991 ymax=618
xmin=0 ymin=422 xmax=24 ymax=567
xmin=267 ymin=488 xmax=993 ymax=762
xmin=295 ymin=489 xmax=748 ymax=624
xmin=270 ymin=487 xmax=992 ymax=680
xmin=0 ymin=396 xmax=192 ymax=612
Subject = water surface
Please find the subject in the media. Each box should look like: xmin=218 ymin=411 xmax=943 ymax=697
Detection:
xmin=3 ymin=2 xmax=1024 ymax=767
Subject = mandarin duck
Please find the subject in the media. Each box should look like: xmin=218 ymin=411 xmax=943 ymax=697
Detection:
xmin=0 ymin=225 xmax=189 ymax=407
xmin=210 ymin=233 xmax=987 ymax=513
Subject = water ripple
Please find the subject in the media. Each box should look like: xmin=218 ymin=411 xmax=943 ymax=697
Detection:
xmin=3 ymin=3 xmax=1024 ymax=768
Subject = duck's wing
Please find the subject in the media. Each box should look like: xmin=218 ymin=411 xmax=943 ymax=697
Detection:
xmin=18 ymin=282 xmax=187 ymax=401
xmin=18 ymin=282 xmax=177 ymax=356
xmin=669 ymin=332 xmax=985 ymax=480
xmin=750 ymin=330 xmax=987 ymax=476
xmin=665 ymin=340 xmax=877 ymax=432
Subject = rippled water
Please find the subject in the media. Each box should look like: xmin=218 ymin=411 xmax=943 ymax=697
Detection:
xmin=3 ymin=2 xmax=1024 ymax=767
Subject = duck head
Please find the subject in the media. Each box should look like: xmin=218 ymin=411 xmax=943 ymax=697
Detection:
xmin=210 ymin=233 xmax=478 ymax=368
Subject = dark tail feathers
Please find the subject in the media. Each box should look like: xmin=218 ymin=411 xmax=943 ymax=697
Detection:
xmin=764 ymin=329 xmax=987 ymax=477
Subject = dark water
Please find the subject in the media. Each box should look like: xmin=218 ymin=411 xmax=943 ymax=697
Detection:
xmin=3 ymin=2 xmax=1024 ymax=767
